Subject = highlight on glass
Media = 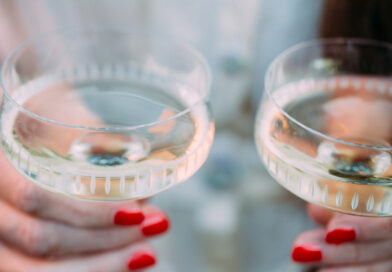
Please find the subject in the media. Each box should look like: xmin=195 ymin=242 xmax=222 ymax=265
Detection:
xmin=0 ymin=28 xmax=214 ymax=201
xmin=255 ymin=39 xmax=392 ymax=216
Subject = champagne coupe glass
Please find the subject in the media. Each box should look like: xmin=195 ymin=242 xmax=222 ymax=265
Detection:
xmin=255 ymin=39 xmax=392 ymax=216
xmin=0 ymin=28 xmax=214 ymax=201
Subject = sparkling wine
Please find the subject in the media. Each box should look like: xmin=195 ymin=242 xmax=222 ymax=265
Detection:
xmin=256 ymin=76 xmax=392 ymax=215
xmin=1 ymin=65 xmax=214 ymax=200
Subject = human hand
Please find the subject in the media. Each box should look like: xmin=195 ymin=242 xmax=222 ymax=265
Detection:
xmin=292 ymin=204 xmax=392 ymax=271
xmin=0 ymin=150 xmax=169 ymax=271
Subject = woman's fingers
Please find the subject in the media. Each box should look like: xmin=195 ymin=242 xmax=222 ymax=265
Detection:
xmin=0 ymin=200 xmax=169 ymax=257
xmin=0 ymin=240 xmax=156 ymax=272
xmin=292 ymin=230 xmax=392 ymax=265
xmin=304 ymin=208 xmax=392 ymax=245
xmin=43 ymin=242 xmax=156 ymax=272
xmin=0 ymin=151 xmax=147 ymax=228
xmin=325 ymin=213 xmax=392 ymax=244
xmin=307 ymin=204 xmax=335 ymax=226
xmin=319 ymin=260 xmax=392 ymax=272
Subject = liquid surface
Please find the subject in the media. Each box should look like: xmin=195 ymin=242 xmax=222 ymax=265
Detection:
xmin=256 ymin=76 xmax=392 ymax=215
xmin=1 ymin=66 xmax=214 ymax=200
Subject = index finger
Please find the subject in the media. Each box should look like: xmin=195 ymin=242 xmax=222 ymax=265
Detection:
xmin=326 ymin=213 xmax=392 ymax=244
xmin=293 ymin=229 xmax=392 ymax=265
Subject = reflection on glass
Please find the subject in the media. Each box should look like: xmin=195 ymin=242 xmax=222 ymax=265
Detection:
xmin=0 ymin=28 xmax=214 ymax=201
xmin=256 ymin=39 xmax=392 ymax=216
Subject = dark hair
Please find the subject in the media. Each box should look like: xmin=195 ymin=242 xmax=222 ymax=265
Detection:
xmin=319 ymin=0 xmax=392 ymax=42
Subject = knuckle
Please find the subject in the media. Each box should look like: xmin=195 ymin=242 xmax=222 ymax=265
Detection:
xmin=13 ymin=181 xmax=41 ymax=214
xmin=19 ymin=220 xmax=57 ymax=256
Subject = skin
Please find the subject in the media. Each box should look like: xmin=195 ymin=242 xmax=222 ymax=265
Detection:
xmin=292 ymin=81 xmax=392 ymax=271
xmin=0 ymin=55 xmax=168 ymax=271
xmin=0 ymin=239 xmax=155 ymax=272
xmin=0 ymin=3 xmax=166 ymax=271
xmin=294 ymin=204 xmax=392 ymax=272
xmin=0 ymin=149 xmax=166 ymax=271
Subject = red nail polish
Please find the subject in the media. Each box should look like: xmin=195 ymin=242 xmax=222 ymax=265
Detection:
xmin=128 ymin=252 xmax=156 ymax=271
xmin=141 ymin=212 xmax=170 ymax=237
xmin=292 ymin=245 xmax=322 ymax=263
xmin=114 ymin=210 xmax=145 ymax=226
xmin=326 ymin=228 xmax=356 ymax=245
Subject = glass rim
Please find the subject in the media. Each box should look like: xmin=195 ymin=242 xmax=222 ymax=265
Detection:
xmin=0 ymin=26 xmax=212 ymax=131
xmin=265 ymin=38 xmax=392 ymax=151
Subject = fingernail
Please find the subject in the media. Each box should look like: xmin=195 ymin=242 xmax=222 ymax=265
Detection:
xmin=141 ymin=212 xmax=170 ymax=237
xmin=128 ymin=251 xmax=156 ymax=271
xmin=292 ymin=245 xmax=322 ymax=263
xmin=326 ymin=228 xmax=356 ymax=245
xmin=114 ymin=210 xmax=145 ymax=226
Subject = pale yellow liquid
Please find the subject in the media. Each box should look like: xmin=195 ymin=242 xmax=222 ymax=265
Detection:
xmin=256 ymin=76 xmax=392 ymax=216
xmin=1 ymin=66 xmax=214 ymax=201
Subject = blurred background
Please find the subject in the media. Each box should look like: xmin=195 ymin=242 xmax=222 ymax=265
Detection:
xmin=1 ymin=0 xmax=376 ymax=271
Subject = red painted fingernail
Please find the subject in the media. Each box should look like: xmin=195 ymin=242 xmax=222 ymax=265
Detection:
xmin=292 ymin=245 xmax=322 ymax=263
xmin=114 ymin=210 xmax=145 ymax=226
xmin=141 ymin=212 xmax=170 ymax=237
xmin=326 ymin=228 xmax=356 ymax=245
xmin=128 ymin=251 xmax=156 ymax=271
